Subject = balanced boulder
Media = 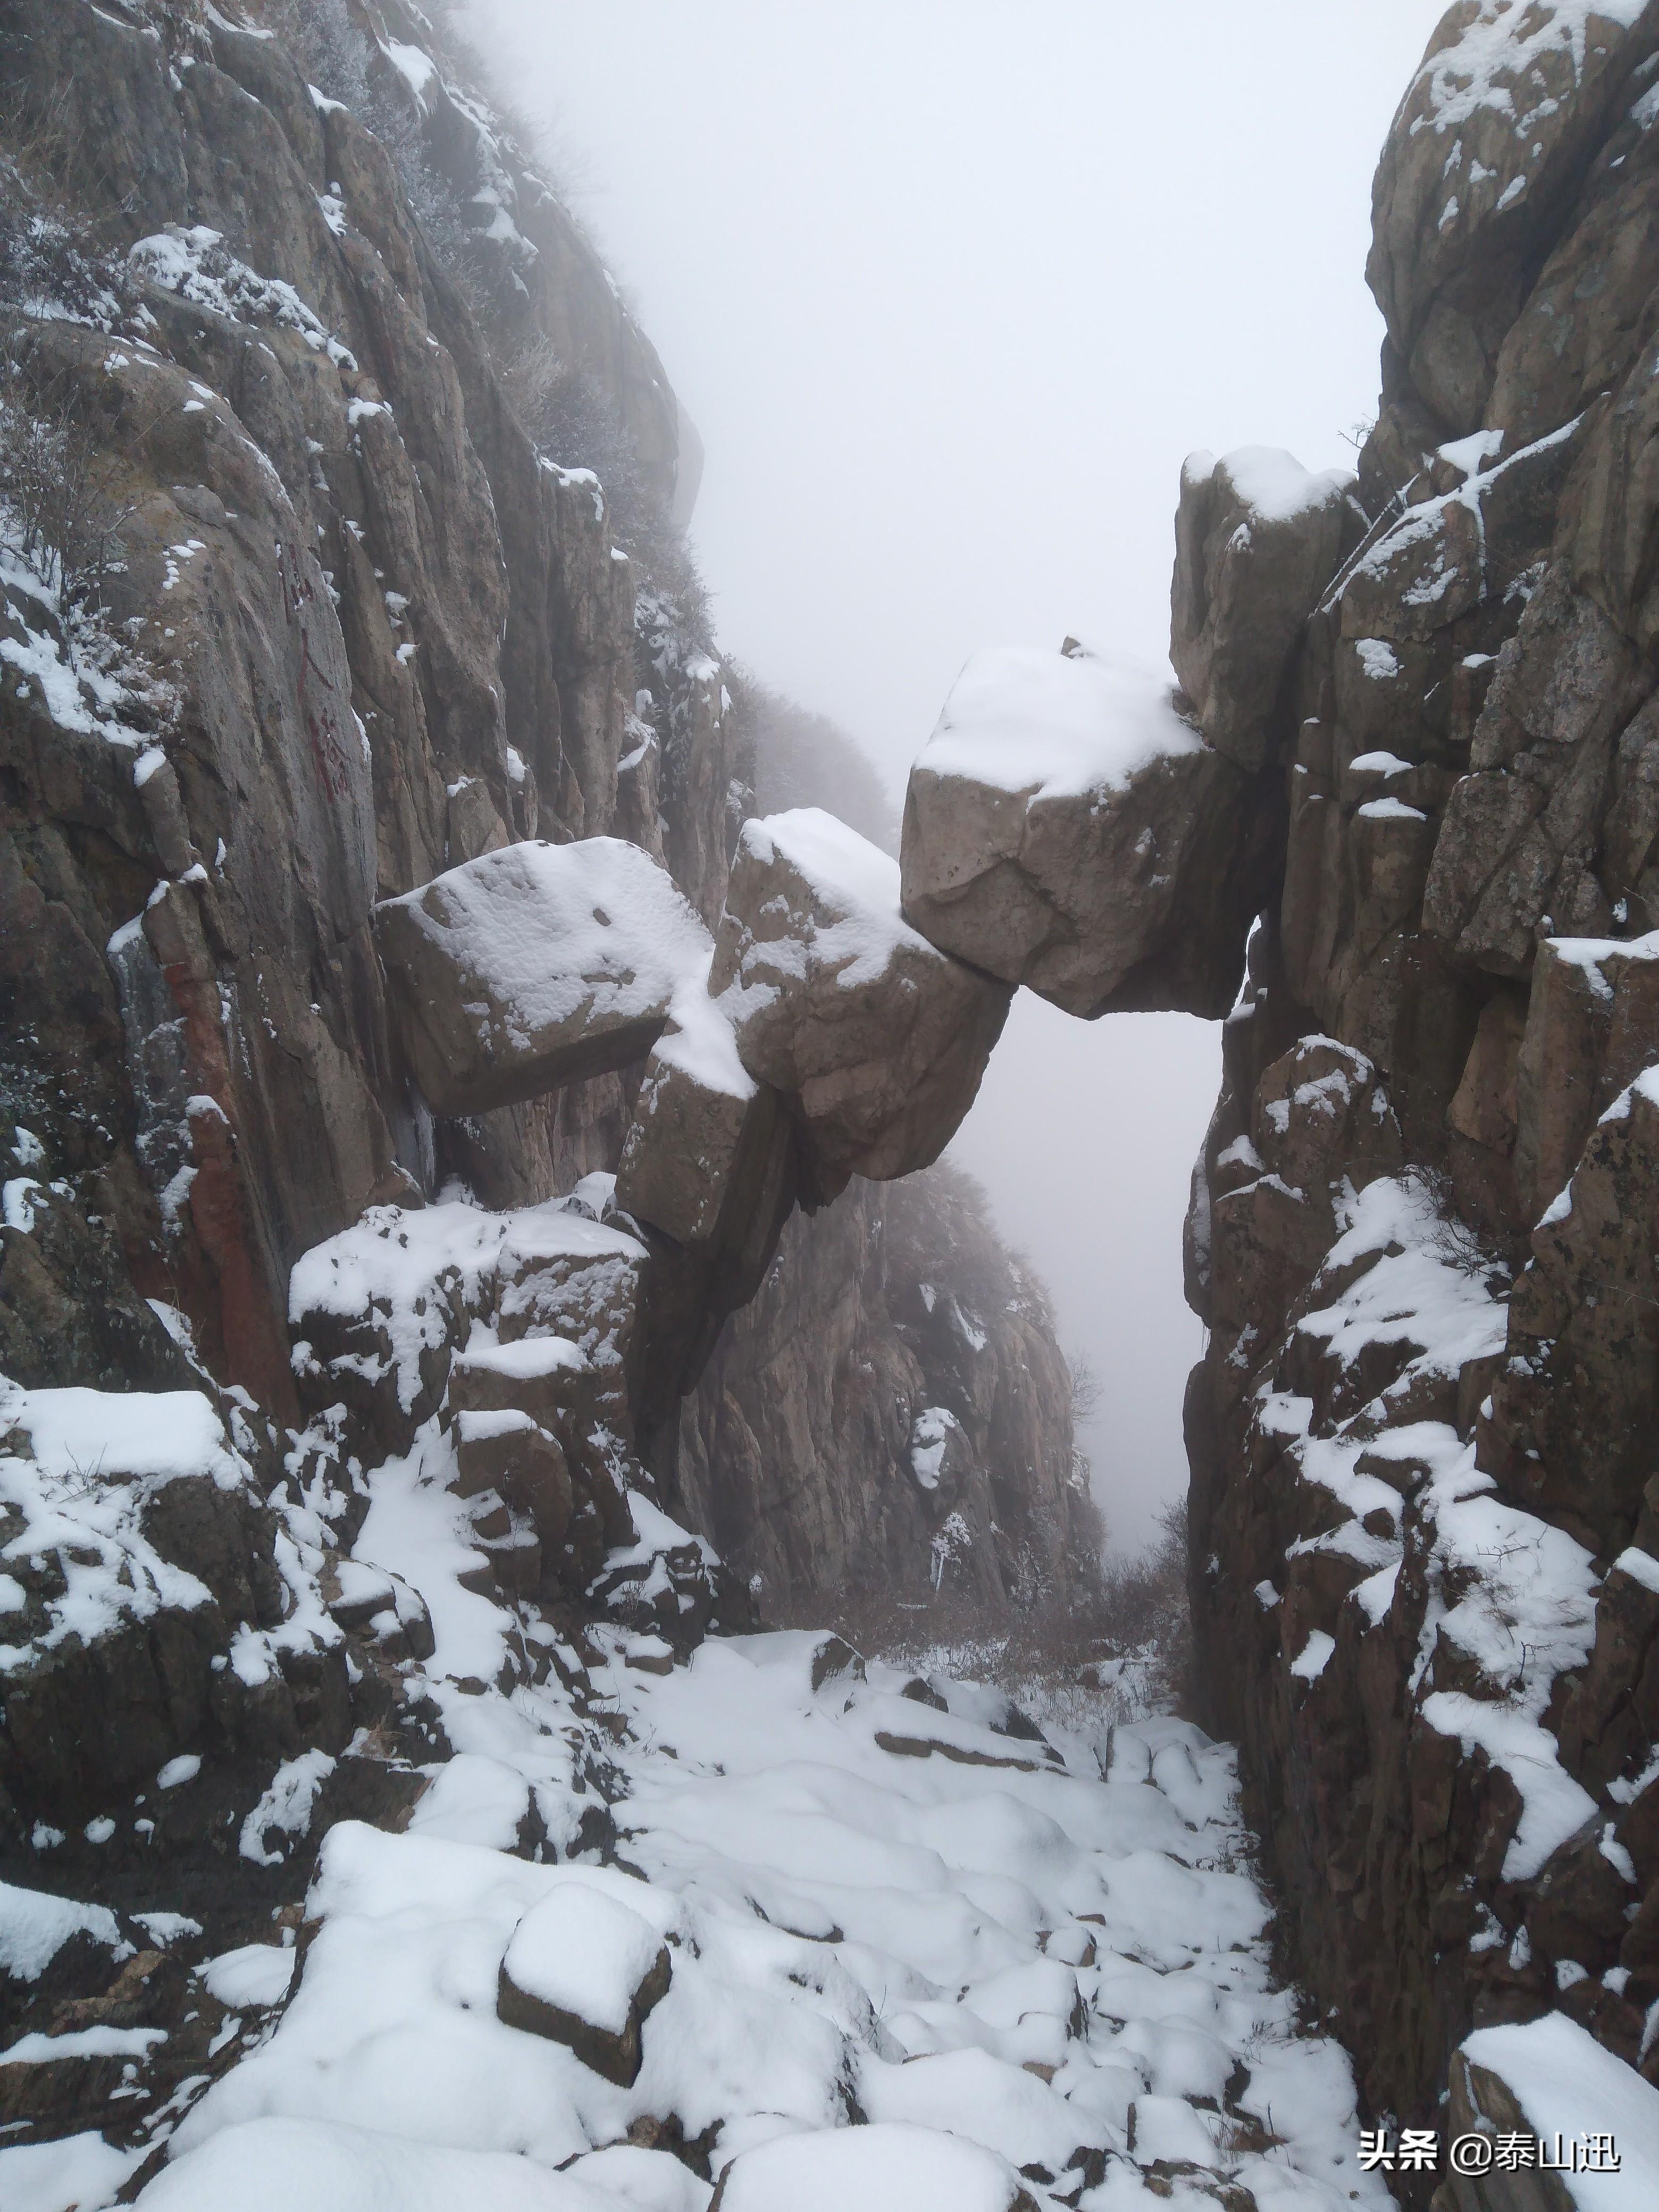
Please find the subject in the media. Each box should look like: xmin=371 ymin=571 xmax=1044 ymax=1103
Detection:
xmin=901 ymin=644 xmax=1282 ymax=1019
xmin=710 ymin=808 xmax=1012 ymax=1204
xmin=372 ymin=837 xmax=712 ymax=1117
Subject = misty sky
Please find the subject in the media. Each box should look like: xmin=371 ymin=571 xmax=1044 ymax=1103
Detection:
xmin=464 ymin=0 xmax=1452 ymax=1551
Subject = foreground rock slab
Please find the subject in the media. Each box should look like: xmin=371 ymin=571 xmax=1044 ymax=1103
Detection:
xmin=901 ymin=646 xmax=1282 ymax=1019
xmin=372 ymin=839 xmax=712 ymax=1116
xmin=711 ymin=808 xmax=1011 ymax=1203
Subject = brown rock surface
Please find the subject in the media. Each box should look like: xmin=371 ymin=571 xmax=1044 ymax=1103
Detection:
xmin=711 ymin=808 xmax=1011 ymax=1204
xmin=901 ymin=645 xmax=1283 ymax=1019
xmin=1179 ymin=0 xmax=1659 ymax=2152
xmin=1368 ymin=1 xmax=1659 ymax=435
xmin=372 ymin=837 xmax=712 ymax=1117
xmin=1170 ymin=446 xmax=1354 ymax=772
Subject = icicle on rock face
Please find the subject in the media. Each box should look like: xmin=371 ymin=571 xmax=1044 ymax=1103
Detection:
xmin=900 ymin=646 xmax=1283 ymax=1019
xmin=372 ymin=839 xmax=715 ymax=1117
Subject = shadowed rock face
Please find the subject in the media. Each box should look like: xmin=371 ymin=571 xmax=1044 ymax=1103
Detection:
xmin=372 ymin=839 xmax=712 ymax=1117
xmin=900 ymin=646 xmax=1285 ymax=1020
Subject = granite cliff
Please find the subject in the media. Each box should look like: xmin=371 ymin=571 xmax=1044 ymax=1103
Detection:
xmin=11 ymin=0 xmax=1659 ymax=2200
xmin=0 ymin=0 xmax=1086 ymax=1634
xmin=1169 ymin=0 xmax=1659 ymax=2175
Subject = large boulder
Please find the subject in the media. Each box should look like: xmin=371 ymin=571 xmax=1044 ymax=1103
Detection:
xmin=900 ymin=645 xmax=1283 ymax=1019
xmin=372 ymin=837 xmax=712 ymax=1117
xmin=1368 ymin=0 xmax=1659 ymax=435
xmin=711 ymin=809 xmax=1012 ymax=1204
xmin=1170 ymin=446 xmax=1354 ymax=770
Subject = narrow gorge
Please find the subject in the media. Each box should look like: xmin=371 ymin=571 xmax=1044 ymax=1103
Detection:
xmin=3 ymin=4 xmax=1659 ymax=2209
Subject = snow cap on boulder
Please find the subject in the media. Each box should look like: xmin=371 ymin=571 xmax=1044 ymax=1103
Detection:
xmin=710 ymin=2122 xmax=1038 ymax=2212
xmin=901 ymin=644 xmax=1281 ymax=1019
xmin=372 ymin=837 xmax=713 ymax=1117
xmin=710 ymin=807 xmax=1011 ymax=1205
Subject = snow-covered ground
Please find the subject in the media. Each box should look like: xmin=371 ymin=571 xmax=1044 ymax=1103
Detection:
xmin=4 ymin=1591 xmax=1388 ymax=2211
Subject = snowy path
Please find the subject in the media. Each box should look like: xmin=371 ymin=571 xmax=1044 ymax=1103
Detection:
xmin=54 ymin=1596 xmax=1390 ymax=2212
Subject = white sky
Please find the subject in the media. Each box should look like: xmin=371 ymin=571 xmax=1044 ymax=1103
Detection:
xmin=465 ymin=0 xmax=1451 ymax=1552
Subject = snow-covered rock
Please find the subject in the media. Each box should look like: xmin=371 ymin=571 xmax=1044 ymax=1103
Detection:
xmin=288 ymin=1197 xmax=647 ymax=1453
xmin=1452 ymin=2010 xmax=1659 ymax=2211
xmin=372 ymin=840 xmax=714 ymax=1116
xmin=901 ymin=646 xmax=1281 ymax=1019
xmin=710 ymin=2122 xmax=1035 ymax=2212
xmin=498 ymin=1884 xmax=673 ymax=2086
xmin=1369 ymin=0 xmax=1659 ymax=433
xmin=86 ymin=1628 xmax=1385 ymax=2212
xmin=1170 ymin=446 xmax=1354 ymax=771
xmin=129 ymin=2114 xmax=608 ymax=2212
xmin=710 ymin=809 xmax=1011 ymax=1204
xmin=0 ymin=1377 xmax=341 ymax=1816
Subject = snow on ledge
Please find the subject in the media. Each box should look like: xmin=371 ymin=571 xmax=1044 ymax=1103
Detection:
xmin=1184 ymin=443 xmax=1353 ymax=523
xmin=1460 ymin=2010 xmax=1659 ymax=2208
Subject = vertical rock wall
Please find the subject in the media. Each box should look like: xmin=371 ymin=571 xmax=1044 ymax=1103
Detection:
xmin=1182 ymin=0 xmax=1659 ymax=2143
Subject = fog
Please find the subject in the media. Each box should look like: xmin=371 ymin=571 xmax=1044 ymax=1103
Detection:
xmin=463 ymin=0 xmax=1451 ymax=1551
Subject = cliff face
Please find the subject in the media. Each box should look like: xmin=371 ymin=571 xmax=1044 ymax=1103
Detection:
xmin=0 ymin=0 xmax=1079 ymax=1630
xmin=1179 ymin=0 xmax=1659 ymax=2147
xmin=678 ymin=1164 xmax=1086 ymax=1613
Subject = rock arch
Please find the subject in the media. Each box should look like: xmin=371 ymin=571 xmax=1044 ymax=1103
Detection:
xmin=366 ymin=448 xmax=1344 ymax=1467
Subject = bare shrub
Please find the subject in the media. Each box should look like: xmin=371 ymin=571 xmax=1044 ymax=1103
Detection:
xmin=1097 ymin=1497 xmax=1193 ymax=1707
xmin=777 ymin=1488 xmax=1192 ymax=1732
xmin=0 ymin=378 xmax=133 ymax=613
xmin=0 ymin=77 xmax=130 ymax=330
